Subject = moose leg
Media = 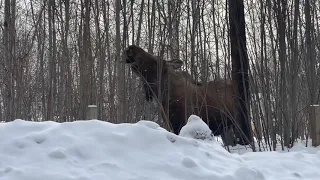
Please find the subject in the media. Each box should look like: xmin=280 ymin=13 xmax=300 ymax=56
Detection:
xmin=233 ymin=120 xmax=252 ymax=145
xmin=208 ymin=117 xmax=237 ymax=146
xmin=232 ymin=107 xmax=253 ymax=146
xmin=168 ymin=106 xmax=186 ymax=135
xmin=221 ymin=126 xmax=237 ymax=147
xmin=234 ymin=129 xmax=251 ymax=145
xmin=171 ymin=119 xmax=183 ymax=135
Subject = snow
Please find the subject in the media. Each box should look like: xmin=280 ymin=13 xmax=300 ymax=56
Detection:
xmin=179 ymin=115 xmax=214 ymax=141
xmin=0 ymin=117 xmax=320 ymax=180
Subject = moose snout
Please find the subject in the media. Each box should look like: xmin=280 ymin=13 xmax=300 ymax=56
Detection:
xmin=126 ymin=48 xmax=134 ymax=58
xmin=124 ymin=45 xmax=137 ymax=63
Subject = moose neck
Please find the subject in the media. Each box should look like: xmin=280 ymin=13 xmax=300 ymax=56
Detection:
xmin=142 ymin=70 xmax=170 ymax=104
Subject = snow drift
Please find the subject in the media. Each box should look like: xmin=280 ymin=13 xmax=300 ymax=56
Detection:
xmin=0 ymin=116 xmax=320 ymax=180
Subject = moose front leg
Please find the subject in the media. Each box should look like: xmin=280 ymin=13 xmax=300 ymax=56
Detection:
xmin=168 ymin=106 xmax=186 ymax=135
xmin=170 ymin=117 xmax=184 ymax=135
xmin=143 ymin=83 xmax=153 ymax=101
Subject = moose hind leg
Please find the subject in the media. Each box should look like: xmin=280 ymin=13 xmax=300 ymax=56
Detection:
xmin=221 ymin=127 xmax=237 ymax=147
xmin=209 ymin=119 xmax=236 ymax=146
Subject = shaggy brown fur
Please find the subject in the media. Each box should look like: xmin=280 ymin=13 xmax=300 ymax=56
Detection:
xmin=124 ymin=45 xmax=248 ymax=144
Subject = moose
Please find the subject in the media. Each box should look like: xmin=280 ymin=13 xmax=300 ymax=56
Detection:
xmin=123 ymin=45 xmax=252 ymax=145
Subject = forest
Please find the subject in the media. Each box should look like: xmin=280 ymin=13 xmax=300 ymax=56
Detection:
xmin=0 ymin=0 xmax=319 ymax=151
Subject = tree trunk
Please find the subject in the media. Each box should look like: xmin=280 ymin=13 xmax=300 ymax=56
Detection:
xmin=79 ymin=0 xmax=93 ymax=119
xmin=290 ymin=0 xmax=299 ymax=147
xmin=305 ymin=0 xmax=316 ymax=145
xmin=229 ymin=0 xmax=254 ymax=147
xmin=2 ymin=0 xmax=16 ymax=122
xmin=116 ymin=0 xmax=126 ymax=122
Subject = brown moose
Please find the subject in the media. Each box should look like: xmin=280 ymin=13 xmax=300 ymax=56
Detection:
xmin=123 ymin=45 xmax=251 ymax=145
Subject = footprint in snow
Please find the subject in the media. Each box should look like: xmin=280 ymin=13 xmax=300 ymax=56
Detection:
xmin=13 ymin=140 xmax=27 ymax=149
xmin=292 ymin=172 xmax=302 ymax=178
xmin=166 ymin=134 xmax=176 ymax=143
xmin=33 ymin=135 xmax=46 ymax=144
xmin=0 ymin=166 xmax=23 ymax=178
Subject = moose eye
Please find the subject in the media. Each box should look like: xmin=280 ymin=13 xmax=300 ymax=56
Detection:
xmin=127 ymin=48 xmax=134 ymax=57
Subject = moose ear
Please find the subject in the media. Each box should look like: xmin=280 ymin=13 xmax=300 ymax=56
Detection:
xmin=167 ymin=59 xmax=183 ymax=69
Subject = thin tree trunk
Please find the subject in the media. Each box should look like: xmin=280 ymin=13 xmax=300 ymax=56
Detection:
xmin=95 ymin=0 xmax=106 ymax=120
xmin=47 ymin=0 xmax=55 ymax=121
xmin=276 ymin=0 xmax=289 ymax=148
xmin=290 ymin=0 xmax=299 ymax=147
xmin=136 ymin=0 xmax=145 ymax=46
xmin=305 ymin=0 xmax=316 ymax=145
xmin=116 ymin=0 xmax=125 ymax=122
xmin=79 ymin=0 xmax=93 ymax=119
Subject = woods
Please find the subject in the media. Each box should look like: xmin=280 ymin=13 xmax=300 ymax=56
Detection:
xmin=0 ymin=0 xmax=320 ymax=150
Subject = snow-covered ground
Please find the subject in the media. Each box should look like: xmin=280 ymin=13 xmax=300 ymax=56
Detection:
xmin=0 ymin=115 xmax=320 ymax=180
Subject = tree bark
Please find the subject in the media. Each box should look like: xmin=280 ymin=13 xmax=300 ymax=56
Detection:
xmin=229 ymin=0 xmax=254 ymax=147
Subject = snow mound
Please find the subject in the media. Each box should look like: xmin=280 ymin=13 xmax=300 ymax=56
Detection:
xmin=0 ymin=118 xmax=319 ymax=180
xmin=179 ymin=115 xmax=214 ymax=141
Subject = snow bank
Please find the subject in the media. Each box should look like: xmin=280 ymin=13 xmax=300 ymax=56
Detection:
xmin=179 ymin=115 xmax=214 ymax=141
xmin=0 ymin=118 xmax=320 ymax=180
